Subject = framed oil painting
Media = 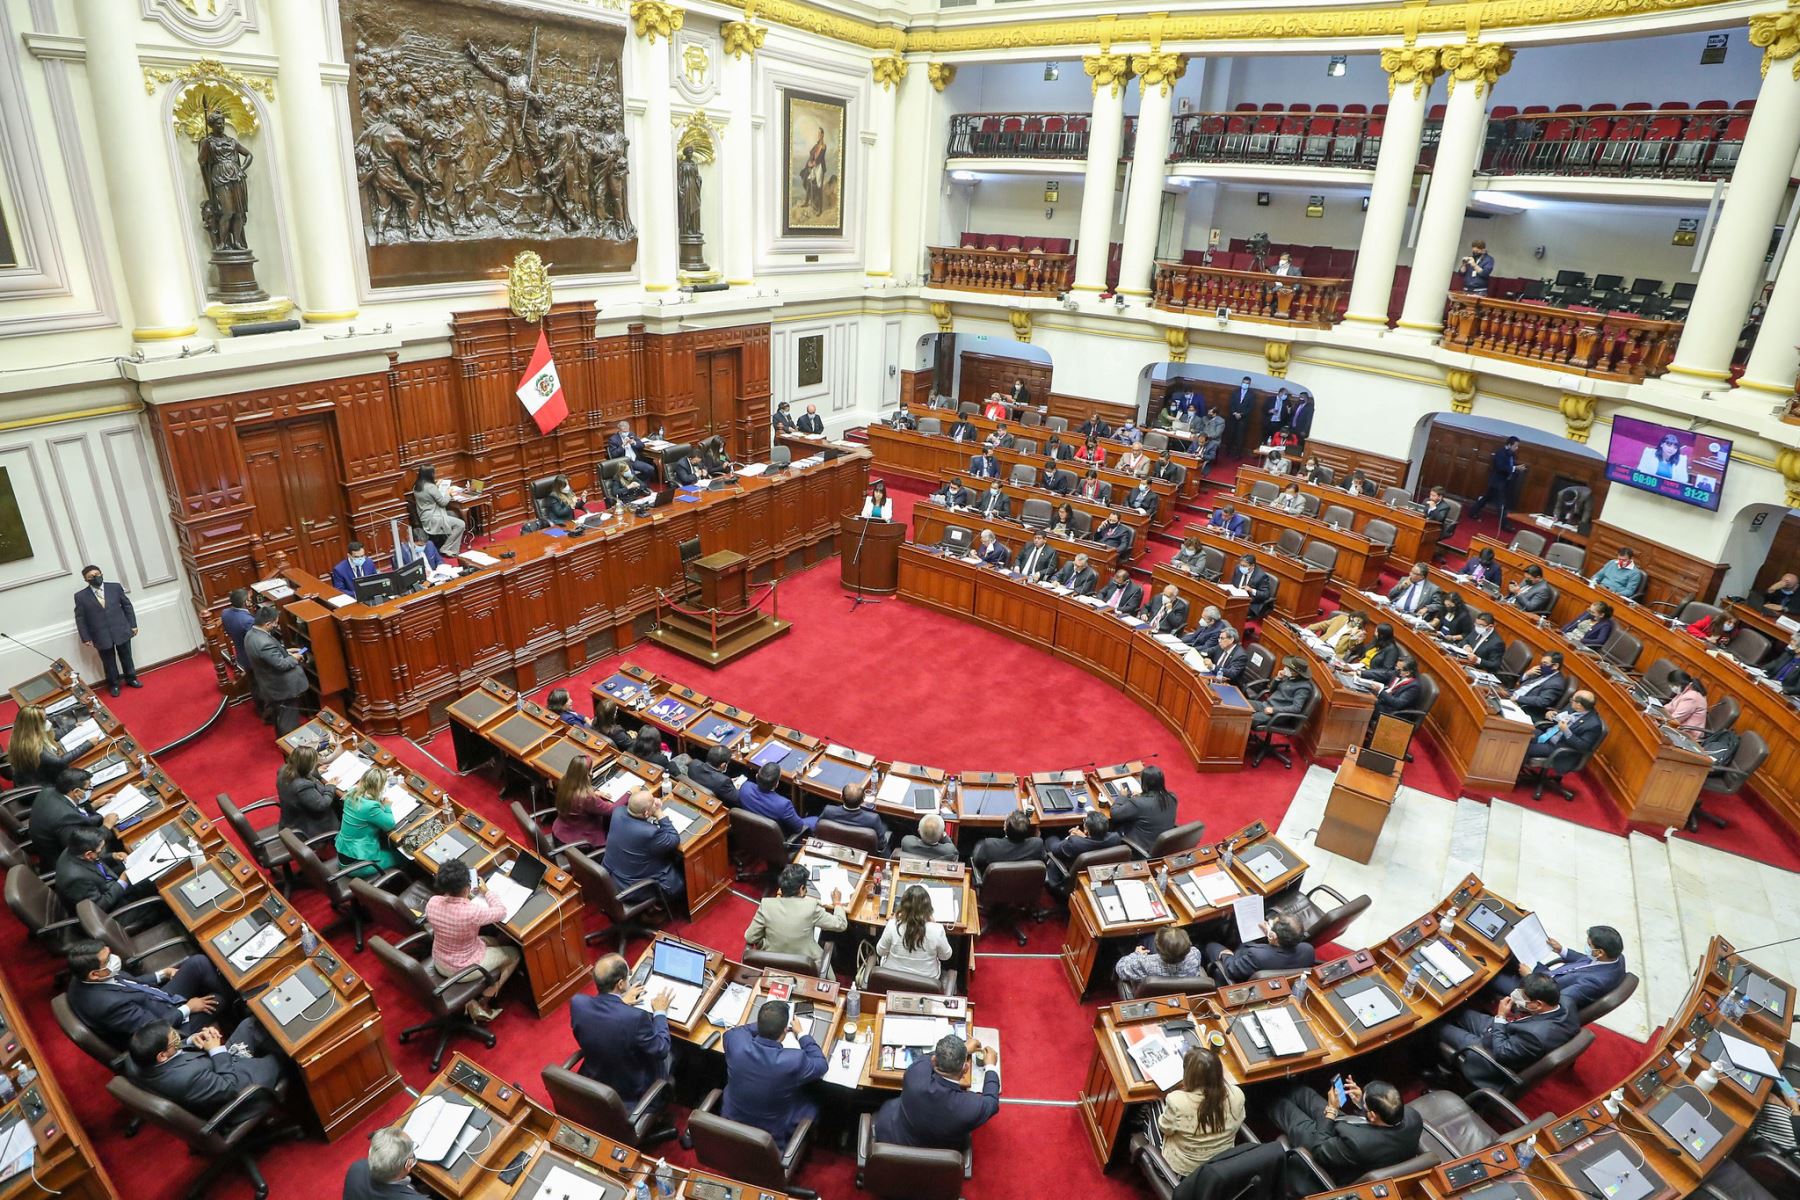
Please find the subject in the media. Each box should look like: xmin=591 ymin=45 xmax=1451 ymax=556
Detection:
xmin=782 ymin=90 xmax=845 ymax=237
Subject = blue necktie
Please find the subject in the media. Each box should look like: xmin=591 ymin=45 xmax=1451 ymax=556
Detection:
xmin=95 ymin=860 xmax=114 ymax=882
xmin=1777 ymin=658 xmax=1797 ymax=682
xmin=115 ymin=977 xmax=183 ymax=1006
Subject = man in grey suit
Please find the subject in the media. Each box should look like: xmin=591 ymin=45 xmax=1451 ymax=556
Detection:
xmin=73 ymin=565 xmax=139 ymax=696
xmin=343 ymin=1128 xmax=423 ymax=1199
xmin=1140 ymin=584 xmax=1189 ymax=635
xmin=898 ymin=814 xmax=960 ymax=863
xmin=126 ymin=1020 xmax=283 ymax=1130
xmin=244 ymin=606 xmax=308 ymax=735
xmin=1506 ymin=565 xmax=1555 ymax=614
xmin=1387 ymin=562 xmax=1441 ymax=616
xmin=1054 ymin=554 xmax=1099 ymax=597
xmin=744 ymin=863 xmax=848 ymax=972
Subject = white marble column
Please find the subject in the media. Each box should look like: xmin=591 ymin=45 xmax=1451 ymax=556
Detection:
xmin=1667 ymin=39 xmax=1800 ymax=389
xmin=1740 ymin=224 xmax=1800 ymax=399
xmin=1072 ymin=54 xmax=1129 ymax=292
xmin=889 ymin=62 xmax=950 ymax=282
xmin=864 ymin=56 xmax=905 ymax=279
xmin=1115 ymin=52 xmax=1182 ymax=297
xmin=73 ymin=0 xmax=198 ymax=341
xmin=268 ymin=0 xmax=357 ymax=321
xmin=1343 ymin=46 xmax=1439 ymax=326
xmin=719 ymin=21 xmax=762 ymax=286
xmin=1396 ymin=40 xmax=1512 ymax=335
xmin=632 ymin=1 xmax=682 ymax=291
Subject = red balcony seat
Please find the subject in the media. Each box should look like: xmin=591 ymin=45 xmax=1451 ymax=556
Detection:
xmin=1044 ymin=237 xmax=1071 ymax=254
xmin=1343 ymin=103 xmax=1368 ymax=115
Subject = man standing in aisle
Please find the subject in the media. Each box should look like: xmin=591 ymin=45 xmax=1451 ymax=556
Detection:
xmin=1226 ymin=377 xmax=1255 ymax=459
xmin=1468 ymin=436 xmax=1521 ymax=533
xmin=73 ymin=565 xmax=139 ymax=697
xmin=244 ymin=606 xmax=308 ymax=735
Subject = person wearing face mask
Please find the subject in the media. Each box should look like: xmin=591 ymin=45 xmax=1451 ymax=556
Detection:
xmin=1250 ymin=657 xmax=1317 ymax=734
xmin=73 ymin=564 xmax=139 ymax=697
xmin=969 ymin=447 xmax=1000 ymax=479
xmin=975 ymin=529 xmax=1011 ymax=569
xmin=126 ymin=1018 xmax=283 ymax=1131
xmin=1436 ymin=972 xmax=1581 ymax=1092
xmin=330 ymin=540 xmax=382 ymax=596
xmin=30 ymin=767 xmax=112 ymax=866
xmin=54 ymin=826 xmax=147 ymax=912
xmin=1488 ymin=925 xmax=1627 ymax=1012
xmin=65 ymin=938 xmax=249 ymax=1047
xmin=977 ymin=480 xmax=1011 ymax=519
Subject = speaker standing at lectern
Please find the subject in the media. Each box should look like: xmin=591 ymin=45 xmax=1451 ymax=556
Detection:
xmin=859 ymin=480 xmax=893 ymax=520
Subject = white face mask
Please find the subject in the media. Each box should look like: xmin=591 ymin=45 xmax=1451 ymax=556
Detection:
xmin=104 ymin=952 xmax=122 ymax=977
xmin=1509 ymin=988 xmax=1530 ymax=1008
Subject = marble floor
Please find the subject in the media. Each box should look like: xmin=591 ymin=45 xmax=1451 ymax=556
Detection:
xmin=1273 ymin=766 xmax=1800 ymax=1043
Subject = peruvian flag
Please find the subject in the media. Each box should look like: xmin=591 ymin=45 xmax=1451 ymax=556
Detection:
xmin=515 ymin=331 xmax=569 ymax=435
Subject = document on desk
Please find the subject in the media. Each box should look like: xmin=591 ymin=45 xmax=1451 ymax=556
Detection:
xmin=1125 ymin=1034 xmax=1188 ymax=1092
xmin=403 ymin=1095 xmax=474 ymax=1164
xmin=0 ymin=1119 xmax=33 ymax=1184
xmin=541 ymin=1165 xmax=609 ymax=1200
xmin=661 ymin=805 xmax=696 ymax=837
xmin=596 ymin=769 xmax=646 ymax=803
xmin=98 ymin=783 xmax=155 ymax=823
xmin=1504 ymin=913 xmax=1557 ymax=972
xmin=808 ymin=863 xmax=858 ymax=902
xmin=1193 ymin=871 xmax=1241 ymax=907
xmin=1258 ymin=1006 xmax=1308 ymax=1057
xmin=636 ymin=977 xmax=704 ymax=1024
xmin=1241 ymin=849 xmax=1286 ymax=884
xmin=322 ymin=752 xmax=375 ymax=791
xmin=1116 ymin=879 xmax=1158 ymax=922
xmin=1420 ymin=939 xmax=1473 ymax=985
xmin=824 ymin=1036 xmax=872 ymax=1087
xmin=227 ymin=922 xmax=286 ymax=973
xmin=923 ymin=883 xmax=961 ymax=924
xmin=459 ymin=549 xmax=499 ymax=566
xmin=706 ymin=982 xmax=754 ymax=1029
xmin=382 ymin=782 xmax=421 ymax=825
xmin=483 ymin=871 xmax=533 ymax=923
xmin=89 ymin=757 xmax=130 ymax=787
xmin=875 ymin=771 xmax=923 ymax=808
xmin=124 ymin=832 xmax=189 ymax=885
xmin=1097 ymin=894 xmax=1127 ymax=925
xmin=1233 ymin=895 xmax=1266 ymax=943
xmin=737 ymin=463 xmax=768 ymax=477
xmin=326 ymin=594 xmax=355 ymax=608
xmin=884 ymin=1014 xmax=955 ymax=1047
xmin=59 ymin=718 xmax=102 ymax=752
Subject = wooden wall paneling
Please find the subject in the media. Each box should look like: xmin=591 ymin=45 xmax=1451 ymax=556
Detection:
xmin=389 ymin=358 xmax=461 ymax=473
xmin=957 ymin=351 xmax=1052 ymax=408
xmin=444 ymin=573 xmax=514 ymax=683
xmin=1303 ymin=440 xmax=1411 ymax=492
xmin=739 ymin=488 xmax=774 ymax=560
xmin=641 ymin=331 xmax=698 ymax=442
xmin=1586 ymin=519 xmax=1727 ymax=609
xmin=501 ymin=556 xmax=564 ymax=690
xmin=1417 ymin=423 xmax=1608 ymax=514
xmin=1047 ymin=392 xmax=1138 ymax=428
xmin=901 ymin=368 xmax=934 ymax=408
xmin=609 ymin=523 xmax=662 ymax=619
xmin=1148 ymin=378 xmax=1269 ymax=452
xmin=593 ymin=333 xmax=640 ymax=428
xmin=1754 ymin=512 xmax=1800 ymax=593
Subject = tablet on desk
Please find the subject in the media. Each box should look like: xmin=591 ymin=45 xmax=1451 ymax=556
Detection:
xmin=261 ymin=965 xmax=333 ymax=1029
xmin=652 ymin=940 xmax=708 ymax=987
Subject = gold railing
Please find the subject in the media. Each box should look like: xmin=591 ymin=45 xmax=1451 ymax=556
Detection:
xmin=1150 ymin=262 xmax=1346 ymax=328
xmin=926 ymin=246 xmax=1076 ymax=296
xmin=1441 ymin=294 xmax=1682 ymax=383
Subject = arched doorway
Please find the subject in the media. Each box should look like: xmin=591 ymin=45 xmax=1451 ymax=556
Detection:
xmin=1410 ymin=412 xmax=1605 ymax=513
xmin=910 ymin=332 xmax=1053 ymax=408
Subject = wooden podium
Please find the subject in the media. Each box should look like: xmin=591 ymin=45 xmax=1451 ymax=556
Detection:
xmin=648 ymin=548 xmax=791 ymax=665
xmin=840 ymin=512 xmax=905 ymax=595
xmin=1316 ymin=745 xmax=1402 ymax=864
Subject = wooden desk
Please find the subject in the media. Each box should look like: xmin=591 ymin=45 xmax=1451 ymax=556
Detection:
xmin=1235 ymin=466 xmax=1443 ymax=570
xmin=1077 ymin=874 xmax=1519 ymax=1168
xmin=1186 ymin=527 xmax=1329 ymax=620
xmin=1294 ymin=935 xmax=1794 ymax=1200
xmin=0 ymin=952 xmax=119 ymax=1199
xmin=934 ymin=409 xmax=1206 ymax=504
xmin=946 ymin=469 xmax=1152 ymax=545
xmin=899 ymin=545 xmax=1254 ymax=770
xmin=912 ymin=499 xmax=1141 ymax=565
xmin=1237 ymin=506 xmax=1385 ymax=592
xmin=848 ymin=858 xmax=981 ymax=978
xmin=1254 ymin=619 xmax=1376 ymax=758
xmin=1147 ymin=562 xmax=1253 ymax=634
xmin=1317 ymin=747 xmax=1400 ymax=862
xmin=272 ymin=448 xmax=869 ymax=738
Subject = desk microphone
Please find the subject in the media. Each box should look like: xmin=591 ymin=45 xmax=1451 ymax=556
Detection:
xmin=1 ymin=630 xmax=62 ymax=667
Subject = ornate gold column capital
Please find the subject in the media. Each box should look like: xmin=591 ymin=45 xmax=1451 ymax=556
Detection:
xmin=872 ymin=55 xmax=908 ymax=90
xmin=1447 ymin=368 xmax=1479 ymax=414
xmin=1083 ymin=53 xmax=1131 ymax=98
xmin=1558 ymin=391 xmax=1598 ymax=442
xmin=1379 ymin=42 xmax=1442 ymax=99
xmin=1009 ymin=309 xmax=1033 ymax=343
xmin=1439 ymin=38 xmax=1513 ymax=98
xmin=930 ymin=300 xmax=953 ymax=332
xmin=1777 ymin=445 xmax=1800 ymax=507
xmin=721 ymin=20 xmax=766 ymax=59
xmin=1750 ymin=4 xmax=1800 ymax=79
xmin=927 ymin=62 xmax=957 ymax=92
xmin=1131 ymin=52 xmax=1185 ymax=97
xmin=630 ymin=1 xmax=684 ymax=44
xmin=1165 ymin=327 xmax=1188 ymax=363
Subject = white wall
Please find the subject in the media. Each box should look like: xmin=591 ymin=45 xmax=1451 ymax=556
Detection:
xmin=1498 ymin=31 xmax=1763 ymax=108
xmin=958 ymin=175 xmax=1085 ymax=240
xmin=1222 ymin=52 xmax=1388 ymax=110
xmin=1206 ymin=183 xmax=1371 ymax=256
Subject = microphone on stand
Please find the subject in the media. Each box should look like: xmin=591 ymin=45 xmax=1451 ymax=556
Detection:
xmin=2 ymin=630 xmax=63 ymax=667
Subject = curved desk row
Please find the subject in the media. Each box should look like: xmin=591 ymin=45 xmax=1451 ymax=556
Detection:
xmin=912 ymin=493 xmax=1145 ymax=565
xmin=945 ymin=467 xmax=1154 ymax=544
xmin=1184 ymin=527 xmax=1332 ymax=621
xmin=1234 ymin=466 xmax=1444 ymax=571
xmin=898 ymin=543 xmax=1255 ymax=770
xmin=916 ymin=407 xmax=1208 ymax=505
xmin=1300 ymin=934 xmax=1795 ymax=1200
xmin=1079 ymin=873 xmax=1528 ymax=1167
xmin=1471 ymin=536 xmax=1800 ymax=830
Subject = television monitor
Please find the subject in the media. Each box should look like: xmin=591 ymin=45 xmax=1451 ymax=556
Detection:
xmin=1604 ymin=415 xmax=1731 ymax=512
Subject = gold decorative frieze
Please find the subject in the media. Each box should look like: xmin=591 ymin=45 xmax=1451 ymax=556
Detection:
xmin=143 ymin=56 xmax=275 ymax=104
xmin=630 ymin=0 xmax=684 ymax=44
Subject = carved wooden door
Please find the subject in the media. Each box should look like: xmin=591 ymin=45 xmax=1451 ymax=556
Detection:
xmin=697 ymin=350 xmax=739 ymax=444
xmin=242 ymin=417 xmax=347 ymax=576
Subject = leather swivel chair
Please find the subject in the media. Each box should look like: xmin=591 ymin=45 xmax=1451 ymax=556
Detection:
xmin=686 ymin=1088 xmax=817 ymax=1199
xmin=1268 ymin=883 xmax=1372 ymax=946
xmin=857 ymin=1112 xmax=969 ymax=1200
xmin=977 ymin=860 xmax=1046 ymax=946
xmin=105 ymin=1072 xmax=298 ymax=1199
xmin=367 ymin=931 xmax=499 ymax=1071
xmin=864 ymin=962 xmax=960 ymax=997
xmin=1440 ymin=1027 xmax=1595 ymax=1100
xmin=215 ymin=792 xmax=295 ymax=893
xmin=562 ymin=846 xmax=672 ymax=952
xmin=812 ymin=819 xmax=879 ymax=854
xmin=543 ymin=1053 xmax=675 ymax=1147
xmin=1520 ymin=717 xmax=1609 ymax=802
xmin=277 ymin=829 xmax=388 ymax=950
xmin=1576 ymin=971 xmax=1639 ymax=1025
xmin=77 ymin=897 xmax=193 ymax=976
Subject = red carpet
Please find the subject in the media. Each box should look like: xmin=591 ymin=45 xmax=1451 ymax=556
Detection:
xmin=0 ymin=460 xmax=1778 ymax=1198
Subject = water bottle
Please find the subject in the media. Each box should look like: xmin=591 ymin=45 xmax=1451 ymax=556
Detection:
xmin=138 ymin=755 xmax=152 ymax=783
xmin=300 ymin=927 xmax=319 ymax=957
xmin=1401 ymin=963 xmax=1424 ymax=1000
xmin=635 ymin=1180 xmax=651 ymax=1200
xmin=1440 ymin=905 xmax=1458 ymax=938
xmin=1518 ymin=1136 xmax=1538 ymax=1167
xmin=846 ymin=985 xmax=861 ymax=1021
xmin=653 ymin=1158 xmax=674 ymax=1197
xmin=0 ymin=1073 xmax=14 ymax=1103
xmin=1673 ymin=1039 xmax=1696 ymax=1071
xmin=11 ymin=1065 xmax=33 ymax=1088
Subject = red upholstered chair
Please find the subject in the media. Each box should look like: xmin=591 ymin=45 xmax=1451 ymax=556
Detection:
xmin=1331 ymin=114 xmax=1365 ymax=165
xmin=1563 ymin=116 xmax=1609 ymax=173
xmin=1314 ymin=102 xmax=1339 ymax=115
xmin=998 ymin=115 xmax=1024 ymax=155
xmin=1043 ymin=114 xmax=1065 ymax=154
xmin=1045 ymin=237 xmax=1071 ymax=253
xmin=1224 ymin=112 xmax=1255 ymax=156
xmin=1068 ymin=114 xmax=1090 ymax=156
xmin=1668 ymin=114 xmax=1718 ymax=175
xmin=1301 ymin=115 xmax=1335 ymax=162
xmin=960 ymin=232 xmax=979 ymax=249
xmin=974 ymin=116 xmax=1001 ymax=156
xmin=1632 ymin=115 xmax=1682 ymax=174
xmin=1621 ymin=100 xmax=1652 ymax=110
xmin=1274 ymin=112 xmax=1307 ymax=159
xmin=1021 ymin=115 xmax=1044 ymax=155
xmin=997 ymin=234 xmax=1022 ymax=251
xmin=1018 ymin=236 xmax=1044 ymax=252
xmin=1248 ymin=113 xmax=1280 ymax=158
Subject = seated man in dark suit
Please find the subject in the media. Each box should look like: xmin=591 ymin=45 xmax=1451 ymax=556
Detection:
xmin=395 ymin=527 xmax=444 ymax=572
xmin=1209 ymin=503 xmax=1250 ymax=537
xmin=66 ymin=939 xmax=248 ymax=1046
xmin=797 ymin=405 xmax=826 ymax=435
xmin=30 ymin=767 xmax=109 ymax=866
xmin=669 ymin=453 xmax=707 ymax=488
xmin=968 ymin=448 xmax=1001 ymax=478
xmin=975 ymin=529 xmax=1012 ymax=569
xmin=1268 ymin=1078 xmax=1423 ymax=1196
xmin=1251 ymin=657 xmax=1316 ymax=731
xmin=969 ymin=810 xmax=1045 ymax=884
xmin=1201 ymin=628 xmax=1250 ymax=685
xmin=1205 ymin=913 xmax=1316 ymax=983
xmin=1121 ymin=480 xmax=1159 ymax=521
xmin=1054 ymin=553 xmax=1099 ymax=597
xmin=1140 ymin=583 xmax=1189 ymax=635
xmin=815 ymin=783 xmax=890 ymax=854
xmin=684 ymin=745 xmax=738 ymax=804
xmin=736 ymin=761 xmax=811 ymax=838
xmin=984 ymin=422 xmax=1015 ymax=450
xmin=55 ymin=827 xmax=148 ymax=913
xmin=898 ymin=814 xmax=959 ymax=863
xmin=1077 ymin=414 xmax=1112 ymax=440
xmin=330 ymin=541 xmax=382 ymax=595
xmin=1489 ymin=924 xmax=1627 ymax=1013
xmin=722 ymin=999 xmax=828 ymax=1142
xmin=873 ymin=1034 xmax=1001 ymax=1150
xmin=125 ymin=1019 xmax=283 ymax=1130
xmin=1387 ymin=562 xmax=1441 ymax=617
xmin=1506 ymin=564 xmax=1555 ymax=615
xmin=1040 ymin=460 xmax=1075 ymax=496
xmin=1422 ymin=485 xmax=1452 ymax=529
xmin=1014 ymin=533 xmax=1059 ymax=582
xmin=948 ymin=415 xmax=977 ymax=443
xmin=1230 ymin=553 xmax=1276 ymax=619
xmin=1438 ymin=972 xmax=1582 ymax=1092
xmin=1095 ymin=514 xmax=1134 ymax=560
xmin=1452 ymin=611 xmax=1506 ymax=673
xmin=571 ymin=955 xmax=673 ymax=1105
xmin=1510 ymin=651 xmax=1569 ymax=723
xmin=1046 ymin=811 xmax=1123 ymax=894
xmin=602 ymin=789 xmax=687 ymax=909
xmin=1096 ymin=569 xmax=1143 ymax=615
xmin=974 ymin=481 xmax=1012 ymax=520
xmin=1522 ymin=691 xmax=1602 ymax=768
xmin=934 ymin=477 xmax=974 ymax=510
xmin=607 ymin=421 xmax=659 ymax=486
xmin=343 ymin=1127 xmax=423 ymax=1200
xmin=1373 ymin=656 xmax=1424 ymax=718
xmin=1044 ymin=435 xmax=1076 ymax=461
xmin=1181 ymin=605 xmax=1228 ymax=657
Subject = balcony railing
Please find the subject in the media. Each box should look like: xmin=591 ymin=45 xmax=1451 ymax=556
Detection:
xmin=1170 ymin=109 xmax=1385 ymax=169
xmin=1151 ymin=261 xmax=1347 ymax=328
xmin=948 ymin=112 xmax=1091 ymax=159
xmin=927 ymin=246 xmax=1075 ymax=295
xmin=1480 ymin=107 xmax=1746 ymax=180
xmin=1441 ymin=294 xmax=1682 ymax=382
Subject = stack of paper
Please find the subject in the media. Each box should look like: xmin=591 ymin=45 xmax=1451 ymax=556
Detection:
xmin=706 ymin=982 xmax=754 ymax=1028
xmin=123 ymin=832 xmax=190 ymax=885
xmin=1503 ymin=913 xmax=1557 ymax=972
xmin=322 ymin=752 xmax=374 ymax=791
xmin=460 ymin=550 xmax=500 ymax=567
xmin=98 ymin=783 xmax=155 ymax=824
xmin=1191 ymin=871 xmax=1241 ymax=907
xmin=1232 ymin=895 xmax=1266 ymax=942
xmin=596 ymin=770 xmax=646 ymax=802
xmin=0 ymin=1122 xmax=35 ymax=1184
xmin=1116 ymin=879 xmax=1159 ymax=922
xmin=661 ymin=806 xmax=696 ymax=836
xmin=808 ymin=863 xmax=858 ymax=903
xmin=483 ymin=871 xmax=533 ymax=922
xmin=923 ymin=883 xmax=960 ymax=924
xmin=382 ymin=781 xmax=422 ymax=824
xmin=227 ymin=923 xmax=287 ymax=972
xmin=824 ymin=1036 xmax=873 ymax=1087
xmin=1124 ymin=1031 xmax=1187 ymax=1090
xmin=884 ymin=1014 xmax=956 ymax=1047
xmin=1258 ymin=1007 xmax=1308 ymax=1056
xmin=59 ymin=718 xmax=102 ymax=752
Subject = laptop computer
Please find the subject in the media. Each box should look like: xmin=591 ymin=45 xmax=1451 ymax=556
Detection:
xmin=508 ymin=851 xmax=549 ymax=893
xmin=651 ymin=940 xmax=707 ymax=987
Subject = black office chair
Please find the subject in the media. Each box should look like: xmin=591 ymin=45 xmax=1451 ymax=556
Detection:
xmin=660 ymin=444 xmax=696 ymax=488
xmin=1117 ymin=971 xmax=1219 ymax=1002
xmin=215 ymin=793 xmax=296 ymax=893
xmin=1689 ymin=732 xmax=1768 ymax=831
xmin=1387 ymin=674 xmax=1442 ymax=762
xmin=77 ymin=898 xmax=192 ymax=976
xmin=1600 ymin=629 xmax=1643 ymax=671
xmin=1244 ymin=685 xmax=1319 ymax=769
xmin=1138 ymin=1137 xmax=1284 ymax=1200
xmin=1705 ymin=695 xmax=1740 ymax=733
xmin=857 ymin=1112 xmax=968 ymax=1200
xmin=277 ymin=829 xmax=386 ymax=951
xmin=977 ymin=860 xmax=1046 ymax=946
xmin=528 ymin=474 xmax=563 ymax=524
xmin=1577 ymin=971 xmax=1639 ymax=1025
xmin=367 ymin=931 xmax=498 ymax=1071
xmin=1440 ymin=1028 xmax=1595 ymax=1101
xmin=743 ymin=947 xmax=829 ymax=977
xmin=678 ymin=538 xmax=705 ymax=601
xmin=864 ymin=962 xmax=960 ymax=996
xmin=346 ymin=875 xmax=429 ymax=938
xmin=106 ymin=1073 xmax=298 ymax=1199
xmin=1635 ymin=657 xmax=1681 ymax=700
xmin=1509 ymin=529 xmax=1549 ymax=557
xmin=728 ymin=809 xmax=802 ymax=888
xmin=1412 ymin=1088 xmax=1543 ymax=1159
xmin=686 ymin=1088 xmax=817 ymax=1199
xmin=563 ymin=847 xmax=672 ymax=951
xmin=4 ymin=864 xmax=86 ymax=953
xmin=1268 ymin=883 xmax=1372 ymax=946
xmin=544 ymin=1054 xmax=676 ymax=1147
xmin=1520 ymin=716 xmax=1609 ymax=802
xmin=812 ymin=819 xmax=880 ymax=854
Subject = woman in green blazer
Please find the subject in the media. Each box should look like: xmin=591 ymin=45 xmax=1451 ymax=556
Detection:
xmin=334 ymin=767 xmax=402 ymax=876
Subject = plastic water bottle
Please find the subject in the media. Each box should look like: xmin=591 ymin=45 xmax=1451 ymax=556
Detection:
xmin=300 ymin=927 xmax=319 ymax=957
xmin=1401 ymin=963 xmax=1425 ymax=1000
xmin=653 ymin=1158 xmax=674 ymax=1197
xmin=846 ymin=985 xmax=861 ymax=1021
xmin=635 ymin=1179 xmax=651 ymax=1200
xmin=138 ymin=755 xmax=152 ymax=783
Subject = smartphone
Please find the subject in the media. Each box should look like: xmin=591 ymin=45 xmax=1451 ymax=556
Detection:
xmin=1332 ymin=1075 xmax=1348 ymax=1107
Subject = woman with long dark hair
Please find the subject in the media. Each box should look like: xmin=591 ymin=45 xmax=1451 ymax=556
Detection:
xmin=1356 ymin=623 xmax=1401 ymax=682
xmin=277 ymin=744 xmax=338 ymax=840
xmin=1109 ymin=765 xmax=1177 ymax=848
xmin=1159 ymin=1047 xmax=1246 ymax=1175
xmin=875 ymin=884 xmax=952 ymax=981
xmin=551 ymin=754 xmax=613 ymax=848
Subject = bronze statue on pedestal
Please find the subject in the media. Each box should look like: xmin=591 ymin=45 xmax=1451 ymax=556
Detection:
xmin=677 ymin=145 xmax=708 ymax=274
xmin=197 ymin=105 xmax=268 ymax=303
